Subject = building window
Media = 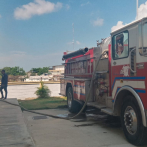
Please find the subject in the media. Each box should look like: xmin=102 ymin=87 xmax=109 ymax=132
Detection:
xmin=112 ymin=31 xmax=129 ymax=60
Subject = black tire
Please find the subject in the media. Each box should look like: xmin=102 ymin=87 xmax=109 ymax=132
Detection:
xmin=67 ymin=87 xmax=81 ymax=113
xmin=121 ymin=96 xmax=147 ymax=146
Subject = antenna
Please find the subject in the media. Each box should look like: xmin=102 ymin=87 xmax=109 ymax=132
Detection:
xmin=136 ymin=0 xmax=138 ymax=20
xmin=72 ymin=23 xmax=74 ymax=50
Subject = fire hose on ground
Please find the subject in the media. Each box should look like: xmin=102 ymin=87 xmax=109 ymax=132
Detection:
xmin=0 ymin=51 xmax=107 ymax=120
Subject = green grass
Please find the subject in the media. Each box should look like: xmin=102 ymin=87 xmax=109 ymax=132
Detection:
xmin=18 ymin=97 xmax=67 ymax=110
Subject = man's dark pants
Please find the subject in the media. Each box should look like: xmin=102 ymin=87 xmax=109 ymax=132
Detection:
xmin=0 ymin=86 xmax=7 ymax=99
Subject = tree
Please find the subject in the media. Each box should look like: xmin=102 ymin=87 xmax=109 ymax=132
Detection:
xmin=31 ymin=67 xmax=49 ymax=75
xmin=30 ymin=73 xmax=36 ymax=76
xmin=0 ymin=66 xmax=26 ymax=76
xmin=35 ymin=82 xmax=51 ymax=98
xmin=19 ymin=68 xmax=26 ymax=75
xmin=11 ymin=67 xmax=18 ymax=75
xmin=2 ymin=67 xmax=11 ymax=75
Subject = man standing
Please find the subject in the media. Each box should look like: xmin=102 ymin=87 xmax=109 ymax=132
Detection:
xmin=0 ymin=70 xmax=8 ymax=99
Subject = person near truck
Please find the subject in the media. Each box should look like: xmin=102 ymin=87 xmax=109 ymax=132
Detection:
xmin=0 ymin=70 xmax=8 ymax=99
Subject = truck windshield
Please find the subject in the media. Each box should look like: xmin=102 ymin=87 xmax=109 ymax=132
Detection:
xmin=139 ymin=22 xmax=147 ymax=55
xmin=143 ymin=23 xmax=147 ymax=55
xmin=112 ymin=31 xmax=129 ymax=60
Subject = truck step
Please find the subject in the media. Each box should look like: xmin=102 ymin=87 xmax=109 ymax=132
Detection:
xmin=106 ymin=97 xmax=113 ymax=108
xmin=101 ymin=108 xmax=113 ymax=115
xmin=107 ymin=97 xmax=112 ymax=99
xmin=87 ymin=102 xmax=106 ymax=109
xmin=96 ymin=70 xmax=108 ymax=74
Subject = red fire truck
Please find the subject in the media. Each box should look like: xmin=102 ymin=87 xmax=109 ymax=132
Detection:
xmin=60 ymin=17 xmax=147 ymax=146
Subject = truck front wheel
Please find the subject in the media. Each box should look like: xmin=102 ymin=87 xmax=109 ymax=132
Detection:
xmin=121 ymin=96 xmax=147 ymax=146
xmin=67 ymin=87 xmax=81 ymax=113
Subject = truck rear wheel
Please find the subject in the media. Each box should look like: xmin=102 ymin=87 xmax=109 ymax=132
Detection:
xmin=121 ymin=96 xmax=147 ymax=146
xmin=67 ymin=87 xmax=81 ymax=113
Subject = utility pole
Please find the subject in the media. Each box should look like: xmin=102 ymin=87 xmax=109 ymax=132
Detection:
xmin=136 ymin=0 xmax=138 ymax=20
xmin=72 ymin=23 xmax=74 ymax=50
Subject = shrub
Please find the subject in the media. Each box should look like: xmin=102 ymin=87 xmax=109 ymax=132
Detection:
xmin=35 ymin=82 xmax=51 ymax=98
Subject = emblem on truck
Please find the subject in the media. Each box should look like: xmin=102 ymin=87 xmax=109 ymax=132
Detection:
xmin=120 ymin=65 xmax=129 ymax=76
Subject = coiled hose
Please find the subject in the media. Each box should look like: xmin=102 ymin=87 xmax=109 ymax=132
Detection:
xmin=0 ymin=51 xmax=107 ymax=120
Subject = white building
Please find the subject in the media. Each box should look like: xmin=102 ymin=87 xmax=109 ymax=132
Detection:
xmin=49 ymin=65 xmax=64 ymax=76
xmin=25 ymin=65 xmax=64 ymax=82
xmin=52 ymin=65 xmax=64 ymax=70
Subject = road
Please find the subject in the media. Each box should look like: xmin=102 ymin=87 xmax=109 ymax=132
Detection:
xmin=23 ymin=108 xmax=140 ymax=147
xmin=0 ymin=99 xmax=35 ymax=147
xmin=7 ymin=83 xmax=60 ymax=100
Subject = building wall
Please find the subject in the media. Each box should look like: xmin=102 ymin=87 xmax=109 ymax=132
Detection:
xmin=25 ymin=79 xmax=49 ymax=82
xmin=49 ymin=70 xmax=64 ymax=75
xmin=25 ymin=76 xmax=51 ymax=82
xmin=49 ymin=65 xmax=64 ymax=76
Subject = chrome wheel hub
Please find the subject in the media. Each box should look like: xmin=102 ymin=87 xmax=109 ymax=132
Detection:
xmin=68 ymin=92 xmax=72 ymax=108
xmin=124 ymin=106 xmax=137 ymax=135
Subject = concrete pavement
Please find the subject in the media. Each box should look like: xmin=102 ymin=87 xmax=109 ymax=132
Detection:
xmin=23 ymin=109 xmax=138 ymax=147
xmin=8 ymin=84 xmax=60 ymax=100
xmin=0 ymin=99 xmax=35 ymax=147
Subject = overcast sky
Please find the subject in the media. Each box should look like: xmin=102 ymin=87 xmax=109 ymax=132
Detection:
xmin=0 ymin=0 xmax=147 ymax=71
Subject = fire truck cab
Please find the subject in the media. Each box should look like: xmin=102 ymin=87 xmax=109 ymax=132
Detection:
xmin=60 ymin=17 xmax=147 ymax=146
